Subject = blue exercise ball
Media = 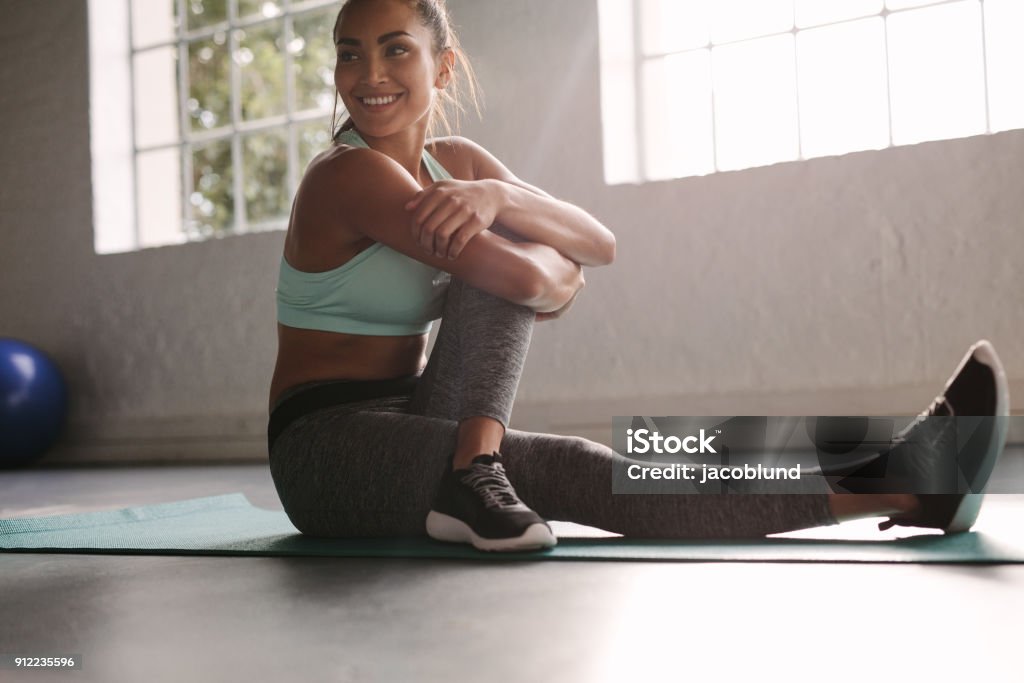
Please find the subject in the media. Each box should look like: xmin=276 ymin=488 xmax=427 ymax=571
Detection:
xmin=0 ymin=338 xmax=69 ymax=467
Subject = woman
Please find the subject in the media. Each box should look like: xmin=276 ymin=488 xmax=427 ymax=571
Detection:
xmin=268 ymin=0 xmax=1009 ymax=551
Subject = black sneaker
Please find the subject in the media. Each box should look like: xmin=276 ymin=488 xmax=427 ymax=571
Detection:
xmin=426 ymin=452 xmax=557 ymax=552
xmin=877 ymin=339 xmax=1010 ymax=533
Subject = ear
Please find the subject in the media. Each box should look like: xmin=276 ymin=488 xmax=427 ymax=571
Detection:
xmin=434 ymin=48 xmax=456 ymax=89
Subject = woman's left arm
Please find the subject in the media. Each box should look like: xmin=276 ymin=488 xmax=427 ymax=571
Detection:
xmin=407 ymin=138 xmax=616 ymax=267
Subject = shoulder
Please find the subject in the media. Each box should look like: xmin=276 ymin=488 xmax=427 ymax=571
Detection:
xmin=297 ymin=143 xmax=416 ymax=210
xmin=424 ymin=135 xmax=476 ymax=180
xmin=425 ymin=135 xmax=483 ymax=156
xmin=425 ymin=135 xmax=513 ymax=182
xmin=291 ymin=143 xmax=420 ymax=239
xmin=305 ymin=143 xmax=403 ymax=186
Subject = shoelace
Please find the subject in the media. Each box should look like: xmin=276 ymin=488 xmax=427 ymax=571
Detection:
xmin=878 ymin=396 xmax=956 ymax=531
xmin=893 ymin=395 xmax=954 ymax=444
xmin=460 ymin=461 xmax=522 ymax=509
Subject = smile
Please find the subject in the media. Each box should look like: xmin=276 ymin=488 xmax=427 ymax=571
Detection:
xmin=358 ymin=94 xmax=402 ymax=108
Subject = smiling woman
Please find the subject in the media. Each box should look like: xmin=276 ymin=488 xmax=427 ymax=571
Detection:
xmin=330 ymin=0 xmax=479 ymax=142
xmin=266 ymin=0 xmax=1008 ymax=553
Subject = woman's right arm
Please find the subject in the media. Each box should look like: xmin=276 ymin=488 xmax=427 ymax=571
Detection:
xmin=303 ymin=148 xmax=581 ymax=312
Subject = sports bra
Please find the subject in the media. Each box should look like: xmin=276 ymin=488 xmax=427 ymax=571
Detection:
xmin=276 ymin=129 xmax=452 ymax=336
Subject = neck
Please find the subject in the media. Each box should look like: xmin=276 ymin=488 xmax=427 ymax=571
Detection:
xmin=355 ymin=120 xmax=431 ymax=184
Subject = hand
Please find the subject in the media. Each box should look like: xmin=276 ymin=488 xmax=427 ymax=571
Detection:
xmin=405 ymin=179 xmax=504 ymax=260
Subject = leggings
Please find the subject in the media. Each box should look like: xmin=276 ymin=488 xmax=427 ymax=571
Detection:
xmin=268 ymin=278 xmax=837 ymax=539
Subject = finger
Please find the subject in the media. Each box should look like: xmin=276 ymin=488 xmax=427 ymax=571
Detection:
xmin=420 ymin=196 xmax=464 ymax=246
xmin=447 ymin=214 xmax=484 ymax=260
xmin=414 ymin=194 xmax=453 ymax=251
xmin=409 ymin=186 xmax=445 ymax=228
xmin=433 ymin=207 xmax=474 ymax=259
xmin=417 ymin=202 xmax=452 ymax=253
xmin=414 ymin=199 xmax=453 ymax=250
xmin=407 ymin=187 xmax=435 ymax=244
xmin=405 ymin=189 xmax=426 ymax=211
xmin=411 ymin=184 xmax=451 ymax=225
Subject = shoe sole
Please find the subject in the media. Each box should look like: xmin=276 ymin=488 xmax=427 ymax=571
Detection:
xmin=944 ymin=340 xmax=1010 ymax=533
xmin=425 ymin=511 xmax=557 ymax=552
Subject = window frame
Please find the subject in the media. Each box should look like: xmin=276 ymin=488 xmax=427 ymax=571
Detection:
xmin=90 ymin=0 xmax=340 ymax=254
xmin=602 ymin=0 xmax=1012 ymax=185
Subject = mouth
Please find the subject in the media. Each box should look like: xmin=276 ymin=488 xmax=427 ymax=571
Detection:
xmin=357 ymin=93 xmax=403 ymax=111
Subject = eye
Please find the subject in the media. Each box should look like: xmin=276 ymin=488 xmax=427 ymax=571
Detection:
xmin=387 ymin=44 xmax=410 ymax=56
xmin=336 ymin=50 xmax=359 ymax=63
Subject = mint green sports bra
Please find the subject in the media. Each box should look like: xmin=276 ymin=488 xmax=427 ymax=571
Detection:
xmin=276 ymin=129 xmax=452 ymax=336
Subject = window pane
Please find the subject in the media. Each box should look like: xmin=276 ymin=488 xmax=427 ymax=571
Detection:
xmin=711 ymin=0 xmax=793 ymax=44
xmin=292 ymin=7 xmax=338 ymax=114
xmin=985 ymin=0 xmax=1024 ymax=133
xmin=188 ymin=36 xmax=231 ymax=132
xmin=134 ymin=47 xmax=180 ymax=148
xmin=598 ymin=0 xmax=639 ymax=184
xmin=186 ymin=0 xmax=227 ymax=31
xmin=797 ymin=18 xmax=889 ymax=158
xmin=887 ymin=1 xmax=986 ymax=146
xmin=886 ymin=0 xmax=944 ymax=10
xmin=713 ymin=34 xmax=799 ymax=171
xmin=190 ymin=139 xmax=234 ymax=237
xmin=239 ymin=0 xmax=283 ymax=20
xmin=642 ymin=50 xmax=714 ymax=179
xmin=237 ymin=21 xmax=287 ymax=121
xmin=243 ymin=130 xmax=289 ymax=224
xmin=131 ymin=0 xmax=176 ymax=48
xmin=137 ymin=149 xmax=184 ymax=248
xmin=795 ymin=0 xmax=882 ymax=28
xmin=641 ymin=0 xmax=711 ymax=54
xmin=296 ymin=119 xmax=332 ymax=174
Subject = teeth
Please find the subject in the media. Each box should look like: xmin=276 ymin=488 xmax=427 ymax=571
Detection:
xmin=362 ymin=95 xmax=399 ymax=106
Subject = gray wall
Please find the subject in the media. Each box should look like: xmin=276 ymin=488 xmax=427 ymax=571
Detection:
xmin=1 ymin=0 xmax=1021 ymax=462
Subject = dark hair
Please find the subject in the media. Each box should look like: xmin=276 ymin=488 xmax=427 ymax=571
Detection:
xmin=329 ymin=0 xmax=482 ymax=142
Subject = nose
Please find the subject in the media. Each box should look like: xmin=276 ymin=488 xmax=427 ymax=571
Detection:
xmin=361 ymin=55 xmax=388 ymax=85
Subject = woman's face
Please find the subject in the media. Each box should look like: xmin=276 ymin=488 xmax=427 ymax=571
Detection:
xmin=334 ymin=0 xmax=449 ymax=139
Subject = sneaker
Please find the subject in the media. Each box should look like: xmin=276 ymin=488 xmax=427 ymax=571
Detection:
xmin=426 ymin=452 xmax=557 ymax=552
xmin=888 ymin=395 xmax=958 ymax=493
xmin=832 ymin=397 xmax=958 ymax=495
xmin=877 ymin=339 xmax=1010 ymax=533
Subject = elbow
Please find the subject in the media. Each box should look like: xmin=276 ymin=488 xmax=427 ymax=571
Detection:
xmin=516 ymin=265 xmax=553 ymax=310
xmin=519 ymin=259 xmax=585 ymax=313
xmin=583 ymin=230 xmax=616 ymax=267
xmin=511 ymin=258 xmax=556 ymax=310
xmin=598 ymin=232 xmax=616 ymax=266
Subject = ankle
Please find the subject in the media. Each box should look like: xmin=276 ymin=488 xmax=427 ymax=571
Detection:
xmin=888 ymin=494 xmax=921 ymax=516
xmin=453 ymin=416 xmax=505 ymax=469
xmin=452 ymin=451 xmax=492 ymax=471
xmin=828 ymin=493 xmax=920 ymax=523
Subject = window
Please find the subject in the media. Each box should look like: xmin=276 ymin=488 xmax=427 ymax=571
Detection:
xmin=598 ymin=0 xmax=1024 ymax=185
xmin=89 ymin=0 xmax=340 ymax=254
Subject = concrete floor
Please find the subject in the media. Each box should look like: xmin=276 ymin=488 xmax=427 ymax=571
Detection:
xmin=2 ymin=463 xmax=1023 ymax=683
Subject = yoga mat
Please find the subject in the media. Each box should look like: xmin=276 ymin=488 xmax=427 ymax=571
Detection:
xmin=1 ymin=494 xmax=1022 ymax=563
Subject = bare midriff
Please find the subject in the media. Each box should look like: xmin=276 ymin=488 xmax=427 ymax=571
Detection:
xmin=268 ymin=324 xmax=427 ymax=414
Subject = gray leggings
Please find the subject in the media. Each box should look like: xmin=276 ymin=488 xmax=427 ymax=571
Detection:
xmin=268 ymin=279 xmax=837 ymax=539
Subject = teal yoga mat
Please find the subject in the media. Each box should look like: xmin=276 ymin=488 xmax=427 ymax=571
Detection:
xmin=1 ymin=494 xmax=1022 ymax=563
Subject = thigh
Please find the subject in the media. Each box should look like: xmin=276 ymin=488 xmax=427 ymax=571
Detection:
xmin=269 ymin=406 xmax=459 ymax=538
